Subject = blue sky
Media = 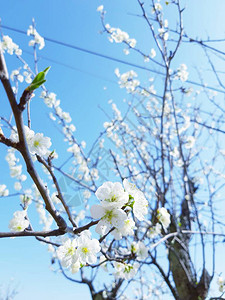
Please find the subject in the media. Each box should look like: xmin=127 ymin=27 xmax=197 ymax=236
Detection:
xmin=1 ymin=0 xmax=225 ymax=299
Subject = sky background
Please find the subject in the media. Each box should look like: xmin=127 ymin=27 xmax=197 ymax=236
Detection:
xmin=1 ymin=0 xmax=225 ymax=299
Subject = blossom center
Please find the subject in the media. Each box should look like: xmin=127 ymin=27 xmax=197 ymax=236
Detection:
xmin=111 ymin=195 xmax=117 ymax=202
xmin=104 ymin=210 xmax=114 ymax=222
xmin=67 ymin=247 xmax=75 ymax=256
xmin=82 ymin=247 xmax=89 ymax=254
xmin=34 ymin=140 xmax=40 ymax=147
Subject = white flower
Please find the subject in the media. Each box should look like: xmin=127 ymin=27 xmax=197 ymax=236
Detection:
xmin=10 ymin=125 xmax=35 ymax=143
xmin=10 ymin=165 xmax=22 ymax=178
xmin=97 ymin=5 xmax=104 ymax=12
xmin=9 ymin=210 xmax=29 ymax=232
xmin=91 ymin=204 xmax=127 ymax=235
xmin=40 ymin=91 xmax=59 ymax=108
xmin=14 ymin=181 xmax=22 ymax=191
xmin=57 ymin=238 xmax=79 ymax=268
xmin=152 ymin=3 xmax=162 ymax=13
xmin=83 ymin=190 xmax=91 ymax=199
xmin=61 ymin=111 xmax=72 ymax=123
xmin=175 ymin=64 xmax=188 ymax=82
xmin=106 ymin=25 xmax=136 ymax=48
xmin=77 ymin=230 xmax=101 ymax=264
xmin=0 ymin=184 xmax=9 ymax=196
xmin=99 ymin=255 xmax=108 ymax=272
xmin=217 ymin=276 xmax=225 ymax=293
xmin=123 ymin=179 xmax=148 ymax=221
xmin=148 ymin=223 xmax=162 ymax=238
xmin=114 ymin=262 xmax=139 ymax=280
xmin=111 ymin=217 xmax=135 ymax=240
xmin=67 ymin=144 xmax=80 ymax=156
xmin=95 ymin=181 xmax=129 ymax=208
xmin=0 ymin=35 xmax=22 ymax=55
xmin=10 ymin=69 xmax=24 ymax=82
xmin=133 ymin=192 xmax=148 ymax=220
xmin=27 ymin=25 xmax=45 ymax=50
xmin=118 ymin=70 xmax=140 ymax=93
xmin=157 ymin=207 xmax=170 ymax=230
xmin=5 ymin=149 xmax=17 ymax=167
xmin=29 ymin=133 xmax=52 ymax=156
xmin=185 ymin=136 xmax=195 ymax=149
xmin=71 ymin=261 xmax=81 ymax=274
xmin=133 ymin=241 xmax=148 ymax=260
xmin=20 ymin=191 xmax=32 ymax=206
xmin=131 ymin=241 xmax=148 ymax=259
xmin=150 ymin=48 xmax=156 ymax=58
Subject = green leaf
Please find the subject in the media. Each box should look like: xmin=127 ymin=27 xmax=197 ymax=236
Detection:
xmin=27 ymin=79 xmax=46 ymax=91
xmin=43 ymin=66 xmax=51 ymax=75
xmin=27 ymin=66 xmax=50 ymax=91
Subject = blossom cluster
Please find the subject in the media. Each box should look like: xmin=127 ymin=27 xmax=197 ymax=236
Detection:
xmin=90 ymin=179 xmax=148 ymax=236
xmin=10 ymin=125 xmax=51 ymax=157
xmin=6 ymin=148 xmax=24 ymax=180
xmin=9 ymin=210 xmax=29 ymax=232
xmin=0 ymin=184 xmax=9 ymax=197
xmin=114 ymin=261 xmax=139 ymax=280
xmin=175 ymin=64 xmax=189 ymax=82
xmin=105 ymin=23 xmax=136 ymax=50
xmin=131 ymin=241 xmax=148 ymax=260
xmin=157 ymin=207 xmax=171 ymax=230
xmin=40 ymin=91 xmax=98 ymax=184
xmin=217 ymin=276 xmax=225 ymax=293
xmin=10 ymin=67 xmax=32 ymax=85
xmin=57 ymin=230 xmax=100 ymax=273
xmin=115 ymin=68 xmax=140 ymax=93
xmin=0 ymin=35 xmax=22 ymax=55
xmin=27 ymin=25 xmax=45 ymax=50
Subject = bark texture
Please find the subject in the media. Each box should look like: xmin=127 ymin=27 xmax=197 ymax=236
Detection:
xmin=168 ymin=199 xmax=212 ymax=300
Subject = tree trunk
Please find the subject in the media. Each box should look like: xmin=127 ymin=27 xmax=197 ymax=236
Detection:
xmin=168 ymin=200 xmax=212 ymax=300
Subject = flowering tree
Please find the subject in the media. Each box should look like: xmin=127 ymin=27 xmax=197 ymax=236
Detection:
xmin=1 ymin=1 xmax=225 ymax=299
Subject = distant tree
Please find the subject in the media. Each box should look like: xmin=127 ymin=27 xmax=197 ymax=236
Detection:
xmin=1 ymin=1 xmax=225 ymax=299
xmin=0 ymin=282 xmax=18 ymax=300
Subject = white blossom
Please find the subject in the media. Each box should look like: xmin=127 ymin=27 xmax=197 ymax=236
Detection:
xmin=0 ymin=184 xmax=9 ymax=196
xmin=77 ymin=230 xmax=101 ymax=264
xmin=175 ymin=64 xmax=189 ymax=82
xmin=114 ymin=262 xmax=139 ymax=280
xmin=97 ymin=5 xmax=104 ymax=12
xmin=10 ymin=69 xmax=24 ymax=82
xmin=99 ymin=255 xmax=108 ymax=272
xmin=27 ymin=25 xmax=45 ymax=50
xmin=123 ymin=179 xmax=148 ymax=221
xmin=9 ymin=210 xmax=29 ymax=232
xmin=157 ymin=207 xmax=170 ymax=230
xmin=67 ymin=144 xmax=80 ymax=156
xmin=14 ymin=181 xmax=22 ymax=191
xmin=95 ymin=181 xmax=129 ymax=208
xmin=150 ymin=48 xmax=156 ymax=58
xmin=185 ymin=136 xmax=195 ymax=149
xmin=29 ymin=133 xmax=52 ymax=156
xmin=91 ymin=204 xmax=127 ymax=235
xmin=132 ymin=241 xmax=148 ymax=260
xmin=106 ymin=24 xmax=137 ymax=49
xmin=0 ymin=35 xmax=22 ymax=55
xmin=111 ymin=217 xmax=135 ymax=239
xmin=148 ymin=223 xmax=162 ymax=238
xmin=10 ymin=165 xmax=22 ymax=178
xmin=217 ymin=276 xmax=225 ymax=293
xmin=57 ymin=238 xmax=79 ymax=268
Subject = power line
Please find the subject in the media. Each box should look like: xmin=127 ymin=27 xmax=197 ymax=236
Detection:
xmin=1 ymin=24 xmax=162 ymax=74
xmin=22 ymin=50 xmax=117 ymax=84
xmin=1 ymin=24 xmax=225 ymax=94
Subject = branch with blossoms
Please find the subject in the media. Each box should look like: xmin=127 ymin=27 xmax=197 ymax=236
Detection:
xmin=1 ymin=0 xmax=225 ymax=299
